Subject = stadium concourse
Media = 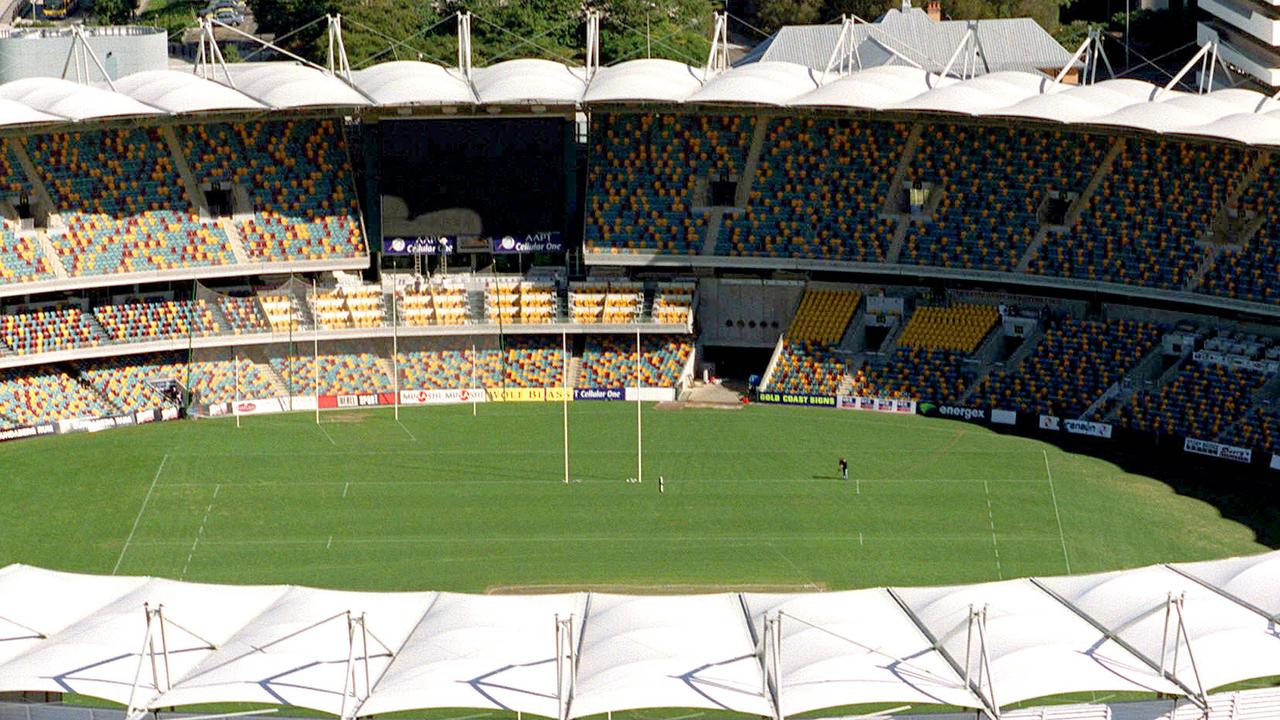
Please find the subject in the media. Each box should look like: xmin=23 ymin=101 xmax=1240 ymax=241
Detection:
xmin=1 ymin=552 xmax=1280 ymax=720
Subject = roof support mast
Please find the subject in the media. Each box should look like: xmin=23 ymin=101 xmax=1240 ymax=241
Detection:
xmin=326 ymin=14 xmax=353 ymax=84
xmin=1053 ymin=27 xmax=1113 ymax=87
xmin=59 ymin=25 xmax=118 ymax=91
xmin=585 ymin=11 xmax=601 ymax=83
xmin=704 ymin=12 xmax=729 ymax=82
xmin=554 ymin=613 xmax=578 ymax=720
xmin=193 ymin=18 xmax=237 ymax=88
xmin=458 ymin=11 xmax=473 ymax=81
xmin=820 ymin=15 xmax=863 ymax=85
xmin=761 ymin=612 xmax=784 ymax=720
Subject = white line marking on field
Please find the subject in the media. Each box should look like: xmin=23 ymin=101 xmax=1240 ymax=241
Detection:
xmin=112 ymin=453 xmax=168 ymax=574
xmin=326 ymin=535 xmax=333 ymax=550
xmin=395 ymin=418 xmax=417 ymax=441
xmin=181 ymin=483 xmax=220 ymax=580
xmin=1043 ymin=449 xmax=1072 ymax=574
xmin=859 ymin=531 xmax=864 ymax=548
xmin=983 ymin=479 xmax=1003 ymax=580
xmin=343 ymin=482 xmax=350 ymax=498
xmin=317 ymin=422 xmax=337 ymax=446
xmin=766 ymin=542 xmax=820 ymax=590
xmin=129 ymin=532 xmax=1064 ymax=548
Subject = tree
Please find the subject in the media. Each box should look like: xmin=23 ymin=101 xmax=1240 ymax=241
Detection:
xmin=597 ymin=0 xmax=717 ymax=66
xmin=754 ymin=0 xmax=822 ymax=32
xmin=93 ymin=0 xmax=136 ymax=25
xmin=822 ymin=0 xmax=895 ymax=22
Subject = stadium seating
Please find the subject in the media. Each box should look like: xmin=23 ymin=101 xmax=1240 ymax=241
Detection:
xmin=896 ymin=304 xmax=999 ymax=353
xmin=847 ymin=305 xmax=997 ymax=401
xmin=0 ymin=307 xmax=101 ymax=355
xmin=218 ymin=296 xmax=271 ymax=334
xmin=586 ymin=113 xmax=753 ymax=254
xmin=1223 ymin=405 xmax=1280 ymax=453
xmin=0 ymin=365 xmax=115 ymax=428
xmin=308 ymin=287 xmax=387 ymax=330
xmin=1199 ymin=159 xmax=1280 ymax=305
xmin=269 ymin=353 xmax=391 ymax=395
xmin=852 ymin=347 xmax=973 ymax=402
xmin=28 ymin=129 xmax=234 ymax=277
xmin=80 ymin=353 xmax=277 ymax=410
xmin=719 ymin=117 xmax=905 ymax=261
xmin=1116 ymin=362 xmax=1268 ymax=440
xmin=767 ymin=288 xmax=863 ymax=395
xmin=1031 ymin=139 xmax=1247 ymax=290
xmin=652 ymin=283 xmax=695 ymax=325
xmin=576 ymin=335 xmax=692 ymax=388
xmin=397 ymin=336 xmax=567 ymax=389
xmin=485 ymin=281 xmax=557 ymax=325
xmin=0 ymin=139 xmax=55 ymax=285
xmin=182 ymin=120 xmax=365 ymax=262
xmin=569 ymin=281 xmax=643 ymax=324
xmin=259 ymin=294 xmax=303 ymax=332
xmin=397 ymin=283 xmax=470 ymax=327
xmin=94 ymin=299 xmax=219 ymax=343
xmin=977 ymin=317 xmax=1161 ymax=417
xmin=768 ymin=341 xmax=849 ymax=395
xmin=901 ymin=127 xmax=1107 ymax=271
xmin=787 ymin=289 xmax=861 ymax=344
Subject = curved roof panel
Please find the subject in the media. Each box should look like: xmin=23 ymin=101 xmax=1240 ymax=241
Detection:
xmin=891 ymin=71 xmax=1062 ymax=114
xmin=791 ymin=65 xmax=955 ymax=109
xmin=743 ymin=589 xmax=977 ymax=714
xmin=0 ymin=553 xmax=1279 ymax=716
xmin=571 ymin=593 xmax=773 ymax=718
xmin=584 ymin=59 xmax=704 ymax=103
xmin=895 ymin=578 xmax=1178 ymax=706
xmin=687 ymin=61 xmax=820 ymax=106
xmin=1039 ymin=565 xmax=1280 ymax=693
xmin=471 ymin=59 xmax=586 ymax=105
xmin=0 ymin=77 xmax=161 ymax=121
xmin=219 ymin=62 xmax=370 ymax=109
xmin=0 ymin=98 xmax=61 ymax=128
xmin=350 ymin=61 xmax=475 ymax=106
xmin=358 ymin=592 xmax=587 ymax=718
xmin=111 ymin=70 xmax=264 ymax=114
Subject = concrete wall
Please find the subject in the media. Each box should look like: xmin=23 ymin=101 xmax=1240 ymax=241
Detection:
xmin=0 ymin=27 xmax=166 ymax=83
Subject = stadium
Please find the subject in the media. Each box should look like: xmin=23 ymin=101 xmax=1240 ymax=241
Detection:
xmin=3 ymin=11 xmax=1280 ymax=720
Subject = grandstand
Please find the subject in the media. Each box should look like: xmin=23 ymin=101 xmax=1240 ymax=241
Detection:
xmin=767 ymin=288 xmax=861 ymax=395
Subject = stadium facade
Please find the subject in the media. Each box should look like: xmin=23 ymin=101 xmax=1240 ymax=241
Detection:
xmin=0 ymin=26 xmax=1278 ymax=468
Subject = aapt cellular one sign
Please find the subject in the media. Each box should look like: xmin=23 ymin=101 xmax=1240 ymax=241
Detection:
xmin=490 ymin=232 xmax=565 ymax=254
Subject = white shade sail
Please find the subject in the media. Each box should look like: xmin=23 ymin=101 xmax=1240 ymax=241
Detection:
xmin=1 ymin=553 xmax=1280 ymax=718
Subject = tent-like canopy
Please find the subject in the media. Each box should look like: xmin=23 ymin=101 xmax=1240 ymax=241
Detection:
xmin=2 ymin=552 xmax=1280 ymax=719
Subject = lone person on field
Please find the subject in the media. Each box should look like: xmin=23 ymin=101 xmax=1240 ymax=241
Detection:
xmin=839 ymin=457 xmax=848 ymax=482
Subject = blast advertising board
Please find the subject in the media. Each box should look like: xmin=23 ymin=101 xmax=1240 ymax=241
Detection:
xmin=1183 ymin=437 xmax=1253 ymax=464
xmin=758 ymin=391 xmax=837 ymax=407
xmin=487 ymin=387 xmax=572 ymax=403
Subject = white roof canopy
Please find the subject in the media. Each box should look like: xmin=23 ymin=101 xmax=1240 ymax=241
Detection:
xmin=2 ymin=554 xmax=1280 ymax=717
xmin=0 ymin=60 xmax=1279 ymax=145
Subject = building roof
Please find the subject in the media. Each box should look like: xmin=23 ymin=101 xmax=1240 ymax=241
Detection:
xmin=1 ymin=552 xmax=1280 ymax=717
xmin=737 ymin=3 xmax=1078 ymax=77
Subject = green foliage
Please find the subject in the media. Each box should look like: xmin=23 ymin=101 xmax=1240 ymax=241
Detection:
xmin=821 ymin=0 xmax=896 ymax=22
xmin=1053 ymin=18 xmax=1095 ymax=49
xmin=940 ymin=0 xmax=1061 ymax=30
xmin=244 ymin=0 xmax=716 ymax=69
xmin=92 ymin=0 xmax=136 ymax=25
xmin=138 ymin=0 xmax=201 ymax=40
xmin=754 ymin=0 xmax=823 ymax=32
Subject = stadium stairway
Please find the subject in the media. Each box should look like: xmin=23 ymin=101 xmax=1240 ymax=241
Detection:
xmin=1017 ymin=137 xmax=1124 ymax=273
xmin=216 ymin=218 xmax=252 ymax=264
xmin=160 ymin=127 xmax=210 ymax=219
xmin=8 ymin=141 xmax=62 ymax=231
xmin=1083 ymin=341 xmax=1165 ymax=420
xmin=0 ymin=199 xmax=68 ymax=280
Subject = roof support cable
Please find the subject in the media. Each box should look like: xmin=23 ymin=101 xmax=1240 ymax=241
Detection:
xmin=939 ymin=27 xmax=975 ymax=81
xmin=1029 ymin=578 xmax=1210 ymax=712
xmin=343 ymin=14 xmax=456 ymax=68
xmin=886 ymin=589 xmax=999 ymax=719
xmin=1155 ymin=40 xmax=1216 ymax=100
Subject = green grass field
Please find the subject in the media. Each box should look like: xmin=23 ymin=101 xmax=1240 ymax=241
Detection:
xmin=0 ymin=402 xmax=1266 ymax=592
